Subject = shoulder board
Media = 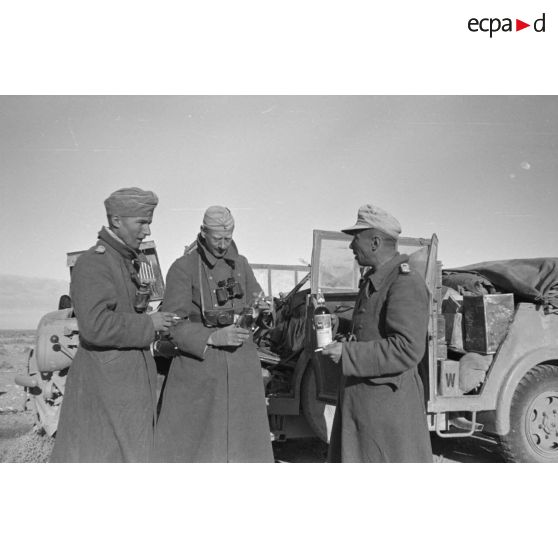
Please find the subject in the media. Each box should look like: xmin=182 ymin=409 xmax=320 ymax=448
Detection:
xmin=184 ymin=242 xmax=198 ymax=256
xmin=95 ymin=245 xmax=106 ymax=254
xmin=399 ymin=263 xmax=410 ymax=274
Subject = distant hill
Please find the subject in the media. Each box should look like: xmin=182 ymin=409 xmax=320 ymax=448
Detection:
xmin=0 ymin=275 xmax=69 ymax=330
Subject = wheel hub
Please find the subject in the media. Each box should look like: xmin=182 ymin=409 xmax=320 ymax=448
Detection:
xmin=526 ymin=390 xmax=558 ymax=456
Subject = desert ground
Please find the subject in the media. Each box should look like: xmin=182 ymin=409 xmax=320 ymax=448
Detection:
xmin=0 ymin=330 xmax=504 ymax=463
xmin=0 ymin=330 xmax=54 ymax=462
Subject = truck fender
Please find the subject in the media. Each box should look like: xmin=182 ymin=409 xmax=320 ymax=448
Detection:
xmin=494 ymin=348 xmax=558 ymax=435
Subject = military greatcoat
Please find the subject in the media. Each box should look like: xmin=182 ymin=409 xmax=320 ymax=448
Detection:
xmin=154 ymin=237 xmax=274 ymax=463
xmin=328 ymin=253 xmax=433 ymax=463
xmin=50 ymin=236 xmax=158 ymax=463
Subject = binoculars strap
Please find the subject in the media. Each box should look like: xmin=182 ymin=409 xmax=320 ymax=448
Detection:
xmin=198 ymin=252 xmax=231 ymax=322
xmin=198 ymin=253 xmax=208 ymax=319
xmin=198 ymin=252 xmax=239 ymax=326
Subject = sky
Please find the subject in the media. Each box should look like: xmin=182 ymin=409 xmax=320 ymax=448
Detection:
xmin=1 ymin=95 xmax=557 ymax=288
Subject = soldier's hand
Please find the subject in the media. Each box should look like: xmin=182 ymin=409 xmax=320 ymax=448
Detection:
xmin=321 ymin=341 xmax=343 ymax=364
xmin=150 ymin=312 xmax=178 ymax=333
xmin=208 ymin=325 xmax=250 ymax=347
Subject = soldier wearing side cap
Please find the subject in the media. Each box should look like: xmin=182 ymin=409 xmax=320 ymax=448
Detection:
xmin=154 ymin=206 xmax=274 ymax=462
xmin=322 ymin=204 xmax=433 ymax=462
xmin=50 ymin=188 xmax=177 ymax=463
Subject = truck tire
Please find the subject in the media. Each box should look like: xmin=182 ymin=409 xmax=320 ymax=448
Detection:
xmin=500 ymin=364 xmax=558 ymax=463
xmin=300 ymin=365 xmax=336 ymax=443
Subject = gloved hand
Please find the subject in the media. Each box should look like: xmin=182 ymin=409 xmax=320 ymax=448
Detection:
xmin=207 ymin=325 xmax=250 ymax=347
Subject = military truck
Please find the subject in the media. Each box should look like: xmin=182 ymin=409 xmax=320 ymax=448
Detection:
xmin=19 ymin=232 xmax=558 ymax=462
xmin=260 ymin=230 xmax=558 ymax=463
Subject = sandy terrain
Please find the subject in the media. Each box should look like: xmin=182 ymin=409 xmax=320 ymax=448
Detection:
xmin=0 ymin=330 xmax=54 ymax=462
xmin=0 ymin=331 xmax=32 ymax=412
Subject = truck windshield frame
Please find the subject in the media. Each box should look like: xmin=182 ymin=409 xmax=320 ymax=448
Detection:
xmin=310 ymin=229 xmax=436 ymax=295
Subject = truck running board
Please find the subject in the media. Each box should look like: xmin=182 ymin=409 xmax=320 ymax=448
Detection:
xmin=435 ymin=412 xmax=483 ymax=438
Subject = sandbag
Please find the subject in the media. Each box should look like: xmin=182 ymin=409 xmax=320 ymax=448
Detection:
xmin=459 ymin=352 xmax=493 ymax=393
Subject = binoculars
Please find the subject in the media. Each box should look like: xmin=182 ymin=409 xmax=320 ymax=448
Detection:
xmin=215 ymin=278 xmax=244 ymax=305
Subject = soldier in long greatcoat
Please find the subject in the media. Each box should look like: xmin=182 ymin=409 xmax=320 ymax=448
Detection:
xmin=50 ymin=188 xmax=176 ymax=463
xmin=154 ymin=206 xmax=274 ymax=462
xmin=323 ymin=204 xmax=433 ymax=463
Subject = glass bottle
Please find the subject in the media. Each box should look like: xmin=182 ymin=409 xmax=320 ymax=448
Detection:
xmin=314 ymin=289 xmax=332 ymax=348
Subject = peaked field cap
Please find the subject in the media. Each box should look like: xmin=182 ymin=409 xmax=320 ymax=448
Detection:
xmin=202 ymin=205 xmax=235 ymax=231
xmin=104 ymin=187 xmax=158 ymax=218
xmin=341 ymin=204 xmax=402 ymax=239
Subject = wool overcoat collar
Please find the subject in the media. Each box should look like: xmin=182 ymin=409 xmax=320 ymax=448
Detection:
xmin=196 ymin=234 xmax=240 ymax=269
xmin=363 ymin=253 xmax=409 ymax=294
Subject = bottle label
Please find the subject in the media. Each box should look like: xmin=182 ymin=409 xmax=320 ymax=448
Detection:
xmin=314 ymin=314 xmax=332 ymax=348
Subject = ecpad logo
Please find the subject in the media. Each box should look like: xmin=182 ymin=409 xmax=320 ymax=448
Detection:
xmin=468 ymin=13 xmax=546 ymax=37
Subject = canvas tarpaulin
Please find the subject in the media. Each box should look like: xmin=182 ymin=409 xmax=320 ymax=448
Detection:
xmin=443 ymin=258 xmax=558 ymax=308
